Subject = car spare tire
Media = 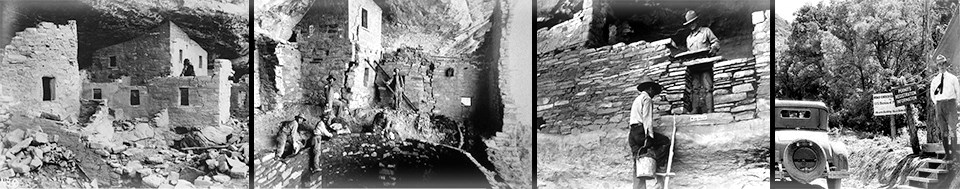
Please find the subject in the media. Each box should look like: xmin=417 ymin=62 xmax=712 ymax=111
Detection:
xmin=782 ymin=139 xmax=827 ymax=184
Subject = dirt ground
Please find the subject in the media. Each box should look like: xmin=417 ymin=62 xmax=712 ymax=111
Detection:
xmin=537 ymin=119 xmax=770 ymax=189
xmin=772 ymin=131 xmax=914 ymax=189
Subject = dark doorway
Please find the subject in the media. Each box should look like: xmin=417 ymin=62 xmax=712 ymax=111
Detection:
xmin=180 ymin=88 xmax=190 ymax=106
xmin=130 ymin=90 xmax=140 ymax=106
xmin=42 ymin=77 xmax=55 ymax=101
xmin=93 ymin=88 xmax=102 ymax=100
xmin=685 ymin=63 xmax=713 ymax=114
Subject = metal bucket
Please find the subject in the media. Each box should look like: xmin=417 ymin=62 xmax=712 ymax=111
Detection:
xmin=635 ymin=156 xmax=656 ymax=179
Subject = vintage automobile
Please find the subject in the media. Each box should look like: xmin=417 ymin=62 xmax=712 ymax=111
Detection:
xmin=774 ymin=100 xmax=850 ymax=189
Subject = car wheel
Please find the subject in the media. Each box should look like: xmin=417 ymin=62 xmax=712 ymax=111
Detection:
xmin=827 ymin=178 xmax=841 ymax=189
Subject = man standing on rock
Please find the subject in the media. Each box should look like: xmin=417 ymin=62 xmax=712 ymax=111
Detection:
xmin=930 ymin=54 xmax=960 ymax=159
xmin=683 ymin=10 xmax=720 ymax=54
xmin=387 ymin=68 xmax=405 ymax=110
xmin=629 ymin=76 xmax=671 ymax=189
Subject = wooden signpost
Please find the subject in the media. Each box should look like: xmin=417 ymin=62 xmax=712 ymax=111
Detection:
xmin=886 ymin=83 xmax=924 ymax=154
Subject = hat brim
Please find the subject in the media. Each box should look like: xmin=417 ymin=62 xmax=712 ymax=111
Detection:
xmin=683 ymin=16 xmax=698 ymax=26
xmin=637 ymin=82 xmax=663 ymax=96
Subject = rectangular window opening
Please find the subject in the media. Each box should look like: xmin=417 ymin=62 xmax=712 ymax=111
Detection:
xmin=180 ymin=88 xmax=190 ymax=106
xmin=364 ymin=67 xmax=370 ymax=85
xmin=42 ymin=77 xmax=55 ymax=101
xmin=93 ymin=89 xmax=102 ymax=100
xmin=362 ymin=9 xmax=369 ymax=28
xmin=130 ymin=90 xmax=140 ymax=106
xmin=200 ymin=56 xmax=204 ymax=69
xmin=109 ymin=56 xmax=117 ymax=68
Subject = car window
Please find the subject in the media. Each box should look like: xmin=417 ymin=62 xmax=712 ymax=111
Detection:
xmin=775 ymin=108 xmax=825 ymax=130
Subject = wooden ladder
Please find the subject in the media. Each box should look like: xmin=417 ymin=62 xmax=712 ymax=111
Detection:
xmin=897 ymin=143 xmax=951 ymax=189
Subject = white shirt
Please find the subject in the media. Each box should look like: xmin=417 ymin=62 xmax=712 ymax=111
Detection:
xmin=930 ymin=71 xmax=960 ymax=103
xmin=629 ymin=91 xmax=654 ymax=137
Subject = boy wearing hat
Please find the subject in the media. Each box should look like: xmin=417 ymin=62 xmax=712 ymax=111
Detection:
xmin=683 ymin=10 xmax=720 ymax=54
xmin=930 ymin=54 xmax=960 ymax=159
xmin=629 ymin=76 xmax=671 ymax=189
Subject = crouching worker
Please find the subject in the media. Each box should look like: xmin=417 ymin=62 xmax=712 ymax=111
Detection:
xmin=629 ymin=77 xmax=672 ymax=189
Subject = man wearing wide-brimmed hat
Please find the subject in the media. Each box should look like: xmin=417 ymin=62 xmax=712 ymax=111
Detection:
xmin=930 ymin=54 xmax=960 ymax=159
xmin=683 ymin=10 xmax=720 ymax=54
xmin=629 ymin=76 xmax=671 ymax=189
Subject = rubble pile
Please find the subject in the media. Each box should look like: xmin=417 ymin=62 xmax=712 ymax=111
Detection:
xmin=0 ymin=129 xmax=74 ymax=179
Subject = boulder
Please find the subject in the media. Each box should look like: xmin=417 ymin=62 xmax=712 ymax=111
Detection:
xmin=158 ymin=183 xmax=174 ymax=189
xmin=194 ymin=176 xmax=214 ymax=188
xmin=166 ymin=172 xmax=180 ymax=184
xmin=173 ymin=180 xmax=194 ymax=189
xmin=199 ymin=126 xmax=234 ymax=145
xmin=212 ymin=174 xmax=230 ymax=183
xmin=33 ymin=132 xmax=49 ymax=144
xmin=0 ymin=168 xmax=14 ymax=179
xmin=9 ymin=162 xmax=28 ymax=173
xmin=146 ymin=156 xmax=164 ymax=164
xmin=142 ymin=174 xmax=165 ymax=188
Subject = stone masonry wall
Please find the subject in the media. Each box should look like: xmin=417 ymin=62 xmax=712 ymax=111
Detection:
xmin=484 ymin=0 xmax=533 ymax=188
xmin=296 ymin=0 xmax=351 ymax=106
xmin=89 ymin=22 xmax=171 ymax=85
xmin=168 ymin=22 xmax=210 ymax=77
xmin=81 ymin=77 xmax=152 ymax=119
xmin=345 ymin=0 xmax=383 ymax=110
xmin=752 ymin=10 xmax=772 ymax=119
xmin=432 ymin=57 xmax=481 ymax=120
xmin=83 ymin=60 xmax=231 ymax=127
xmin=0 ymin=21 xmax=80 ymax=122
xmin=537 ymin=22 xmax=765 ymax=135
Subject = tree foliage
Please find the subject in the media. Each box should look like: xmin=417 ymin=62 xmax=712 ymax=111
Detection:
xmin=776 ymin=0 xmax=958 ymax=133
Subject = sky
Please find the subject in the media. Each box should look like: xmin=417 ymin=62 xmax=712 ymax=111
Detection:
xmin=775 ymin=0 xmax=828 ymax=22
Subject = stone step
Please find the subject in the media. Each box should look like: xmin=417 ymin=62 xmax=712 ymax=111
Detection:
xmin=923 ymin=159 xmax=949 ymax=164
xmin=907 ymin=176 xmax=938 ymax=183
xmin=895 ymin=185 xmax=922 ymax=189
xmin=918 ymin=168 xmax=948 ymax=174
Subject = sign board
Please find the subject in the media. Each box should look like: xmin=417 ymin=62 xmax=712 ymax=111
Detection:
xmin=893 ymin=84 xmax=921 ymax=106
xmin=873 ymin=93 xmax=906 ymax=116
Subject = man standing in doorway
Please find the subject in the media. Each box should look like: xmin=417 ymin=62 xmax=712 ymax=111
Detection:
xmin=629 ymin=76 xmax=671 ymax=189
xmin=181 ymin=59 xmax=195 ymax=76
xmin=930 ymin=54 xmax=960 ymax=159
xmin=683 ymin=10 xmax=720 ymax=55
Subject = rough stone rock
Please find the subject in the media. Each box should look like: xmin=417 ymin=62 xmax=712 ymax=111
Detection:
xmin=142 ymin=174 xmax=165 ymax=188
xmin=0 ymin=168 xmax=14 ymax=179
xmin=174 ymin=180 xmax=194 ymax=189
xmin=212 ymin=174 xmax=230 ymax=183
xmin=8 ymin=137 xmax=33 ymax=154
xmin=158 ymin=183 xmax=174 ymax=189
xmin=194 ymin=176 xmax=214 ymax=188
xmin=9 ymin=162 xmax=28 ymax=173
xmin=137 ymin=168 xmax=153 ymax=177
xmin=146 ymin=156 xmax=165 ymax=164
xmin=94 ymin=149 xmax=110 ymax=157
xmin=167 ymin=172 xmax=181 ymax=184
xmin=125 ymin=161 xmax=144 ymax=173
xmin=228 ymin=165 xmax=247 ymax=178
xmin=33 ymin=132 xmax=49 ymax=144
xmin=205 ymin=159 xmax=219 ymax=170
xmin=28 ymin=156 xmax=42 ymax=168
xmin=199 ymin=126 xmax=234 ymax=145
xmin=109 ymin=145 xmax=128 ymax=153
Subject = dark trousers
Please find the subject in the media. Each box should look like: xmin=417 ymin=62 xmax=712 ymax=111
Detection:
xmin=629 ymin=123 xmax=671 ymax=189
xmin=935 ymin=99 xmax=959 ymax=157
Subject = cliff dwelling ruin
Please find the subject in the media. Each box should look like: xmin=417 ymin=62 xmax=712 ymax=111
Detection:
xmin=0 ymin=0 xmax=251 ymax=188
xmin=253 ymin=0 xmax=531 ymax=188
